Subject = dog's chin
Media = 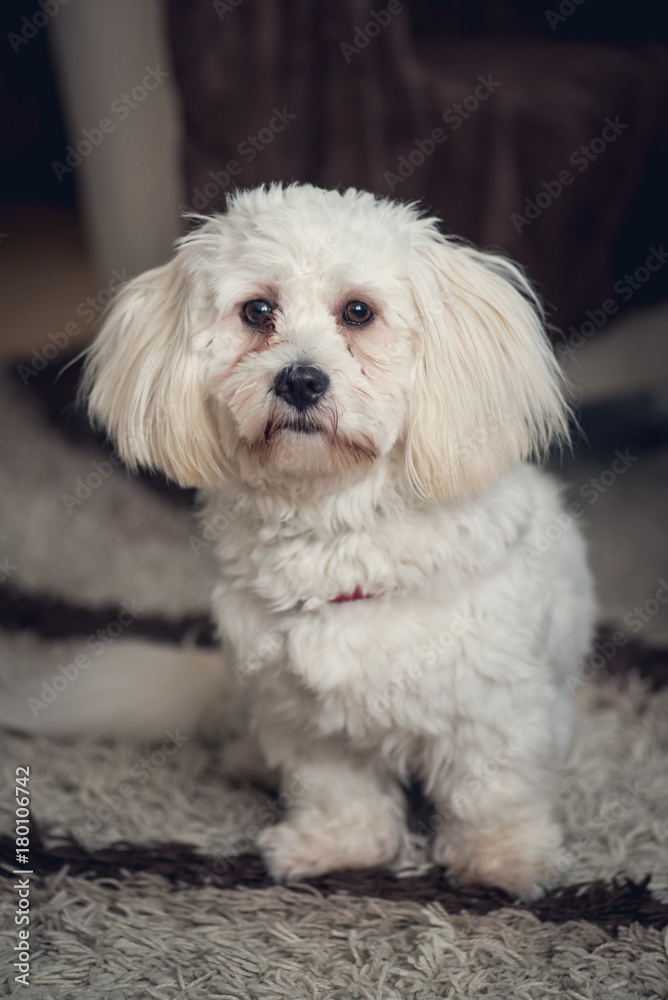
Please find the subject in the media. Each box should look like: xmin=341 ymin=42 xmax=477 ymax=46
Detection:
xmin=242 ymin=421 xmax=379 ymax=478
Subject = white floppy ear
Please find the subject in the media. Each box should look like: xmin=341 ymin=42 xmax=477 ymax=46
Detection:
xmin=405 ymin=229 xmax=569 ymax=501
xmin=81 ymin=252 xmax=225 ymax=487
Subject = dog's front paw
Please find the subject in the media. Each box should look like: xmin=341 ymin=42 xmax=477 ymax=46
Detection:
xmin=432 ymin=816 xmax=562 ymax=901
xmin=258 ymin=818 xmax=400 ymax=880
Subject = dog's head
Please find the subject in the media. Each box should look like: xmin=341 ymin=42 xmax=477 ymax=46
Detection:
xmin=83 ymin=183 xmax=568 ymax=499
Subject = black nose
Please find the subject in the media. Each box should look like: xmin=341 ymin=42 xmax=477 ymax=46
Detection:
xmin=274 ymin=364 xmax=330 ymax=411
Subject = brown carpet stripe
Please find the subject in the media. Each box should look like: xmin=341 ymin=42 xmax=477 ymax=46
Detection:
xmin=1 ymin=831 xmax=666 ymax=936
xmin=0 ymin=584 xmax=218 ymax=647
xmin=1 ymin=585 xmax=667 ymax=691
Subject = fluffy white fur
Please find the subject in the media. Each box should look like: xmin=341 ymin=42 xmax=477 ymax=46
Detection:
xmin=78 ymin=184 xmax=594 ymax=896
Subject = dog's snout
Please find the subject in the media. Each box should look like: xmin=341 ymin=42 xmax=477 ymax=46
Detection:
xmin=274 ymin=365 xmax=330 ymax=411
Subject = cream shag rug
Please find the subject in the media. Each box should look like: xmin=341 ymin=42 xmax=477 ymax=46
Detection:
xmin=1 ymin=365 xmax=667 ymax=999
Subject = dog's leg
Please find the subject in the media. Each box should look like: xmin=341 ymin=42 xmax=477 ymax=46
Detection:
xmin=257 ymin=745 xmax=407 ymax=880
xmin=425 ymin=728 xmax=562 ymax=900
xmin=220 ymin=732 xmax=279 ymax=789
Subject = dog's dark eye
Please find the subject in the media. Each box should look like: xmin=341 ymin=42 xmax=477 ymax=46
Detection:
xmin=343 ymin=301 xmax=374 ymax=326
xmin=243 ymin=300 xmax=273 ymax=325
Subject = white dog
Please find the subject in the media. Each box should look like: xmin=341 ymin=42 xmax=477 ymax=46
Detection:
xmin=75 ymin=183 xmax=594 ymax=898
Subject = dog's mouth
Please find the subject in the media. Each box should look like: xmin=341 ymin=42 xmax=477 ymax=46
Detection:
xmin=265 ymin=415 xmax=325 ymax=440
xmin=244 ymin=402 xmax=378 ymax=472
xmin=244 ymin=409 xmax=378 ymax=472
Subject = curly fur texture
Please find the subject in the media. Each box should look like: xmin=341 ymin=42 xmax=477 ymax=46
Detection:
xmin=81 ymin=183 xmax=595 ymax=898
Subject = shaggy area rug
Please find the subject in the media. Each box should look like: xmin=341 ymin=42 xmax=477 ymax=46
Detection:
xmin=1 ymin=363 xmax=667 ymax=999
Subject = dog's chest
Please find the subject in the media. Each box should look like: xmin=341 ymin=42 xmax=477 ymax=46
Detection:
xmin=207 ymin=477 xmax=531 ymax=615
xmin=211 ymin=496 xmax=452 ymax=612
xmin=205 ymin=475 xmax=542 ymax=731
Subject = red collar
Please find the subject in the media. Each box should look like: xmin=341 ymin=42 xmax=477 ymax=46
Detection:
xmin=330 ymin=587 xmax=374 ymax=604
